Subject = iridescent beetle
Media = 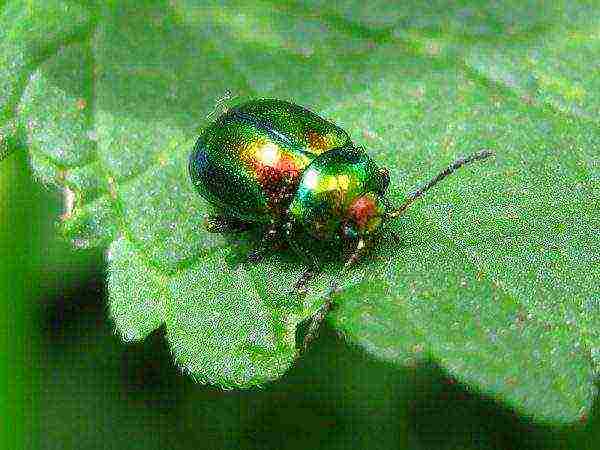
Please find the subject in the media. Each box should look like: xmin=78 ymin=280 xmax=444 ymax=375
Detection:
xmin=189 ymin=98 xmax=493 ymax=350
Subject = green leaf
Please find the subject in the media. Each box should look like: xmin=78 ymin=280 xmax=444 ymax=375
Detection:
xmin=4 ymin=0 xmax=599 ymax=422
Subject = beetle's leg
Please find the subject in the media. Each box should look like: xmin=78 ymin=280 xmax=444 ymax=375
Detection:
xmin=299 ymin=291 xmax=337 ymax=356
xmin=279 ymin=221 xmax=320 ymax=293
xmin=288 ymin=239 xmax=320 ymax=294
xmin=343 ymin=237 xmax=366 ymax=269
xmin=204 ymin=215 xmax=251 ymax=233
xmin=281 ymin=222 xmax=336 ymax=354
xmin=247 ymin=222 xmax=282 ymax=263
xmin=288 ymin=241 xmax=335 ymax=355
xmin=299 ymin=237 xmax=369 ymax=354
xmin=293 ymin=268 xmax=317 ymax=293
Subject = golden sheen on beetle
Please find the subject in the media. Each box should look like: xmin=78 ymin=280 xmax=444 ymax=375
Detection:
xmin=190 ymin=98 xmax=493 ymax=352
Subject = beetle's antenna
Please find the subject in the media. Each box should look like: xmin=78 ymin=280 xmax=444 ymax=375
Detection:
xmin=385 ymin=149 xmax=494 ymax=220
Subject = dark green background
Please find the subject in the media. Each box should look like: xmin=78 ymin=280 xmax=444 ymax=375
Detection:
xmin=1 ymin=153 xmax=598 ymax=450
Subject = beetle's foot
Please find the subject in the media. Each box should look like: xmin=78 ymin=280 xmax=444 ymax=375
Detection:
xmin=204 ymin=215 xmax=250 ymax=233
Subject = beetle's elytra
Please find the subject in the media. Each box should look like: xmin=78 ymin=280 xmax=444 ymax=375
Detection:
xmin=189 ymin=98 xmax=493 ymax=352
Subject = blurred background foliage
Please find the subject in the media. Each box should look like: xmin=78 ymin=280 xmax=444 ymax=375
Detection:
xmin=1 ymin=0 xmax=600 ymax=448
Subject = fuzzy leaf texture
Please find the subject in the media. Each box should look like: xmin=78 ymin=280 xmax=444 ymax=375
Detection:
xmin=2 ymin=0 xmax=599 ymax=422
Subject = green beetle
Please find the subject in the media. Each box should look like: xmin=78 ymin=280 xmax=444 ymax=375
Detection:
xmin=189 ymin=98 xmax=492 ymax=287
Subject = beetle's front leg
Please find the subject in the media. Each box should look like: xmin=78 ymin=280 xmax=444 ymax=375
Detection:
xmin=299 ymin=238 xmax=370 ymax=354
xmin=293 ymin=269 xmax=317 ymax=293
xmin=284 ymin=222 xmax=321 ymax=294
xmin=299 ymin=294 xmax=335 ymax=355
xmin=246 ymin=222 xmax=282 ymax=263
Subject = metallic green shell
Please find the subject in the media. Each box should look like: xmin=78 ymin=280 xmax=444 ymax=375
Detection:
xmin=288 ymin=147 xmax=387 ymax=240
xmin=189 ymin=99 xmax=350 ymax=222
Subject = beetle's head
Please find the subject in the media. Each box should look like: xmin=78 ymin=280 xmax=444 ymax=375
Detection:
xmin=289 ymin=146 xmax=391 ymax=242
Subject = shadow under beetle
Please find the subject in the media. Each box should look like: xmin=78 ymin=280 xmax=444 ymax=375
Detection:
xmin=189 ymin=98 xmax=493 ymax=353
